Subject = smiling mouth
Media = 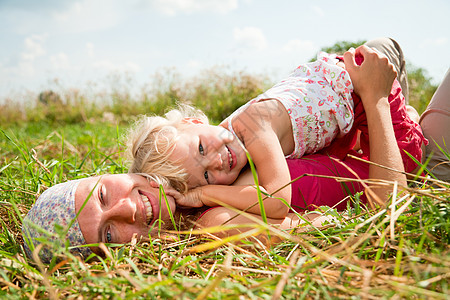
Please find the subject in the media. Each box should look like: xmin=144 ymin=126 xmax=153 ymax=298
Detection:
xmin=226 ymin=145 xmax=238 ymax=171
xmin=140 ymin=193 xmax=154 ymax=225
xmin=226 ymin=146 xmax=233 ymax=170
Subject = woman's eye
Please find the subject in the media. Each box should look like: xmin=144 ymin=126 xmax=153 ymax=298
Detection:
xmin=106 ymin=227 xmax=112 ymax=243
xmin=204 ymin=171 xmax=209 ymax=183
xmin=199 ymin=143 xmax=204 ymax=155
xmin=99 ymin=187 xmax=105 ymax=205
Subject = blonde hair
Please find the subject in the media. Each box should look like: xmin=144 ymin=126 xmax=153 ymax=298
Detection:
xmin=126 ymin=104 xmax=209 ymax=193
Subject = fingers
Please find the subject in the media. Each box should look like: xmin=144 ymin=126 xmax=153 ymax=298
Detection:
xmin=343 ymin=44 xmax=399 ymax=100
xmin=355 ymin=44 xmax=375 ymax=57
xmin=358 ymin=45 xmax=396 ymax=74
xmin=170 ymin=188 xmax=204 ymax=208
xmin=172 ymin=192 xmax=188 ymax=207
xmin=164 ymin=187 xmax=182 ymax=199
xmin=343 ymin=47 xmax=357 ymax=72
xmin=345 ymin=44 xmax=397 ymax=79
xmin=350 ymin=44 xmax=387 ymax=64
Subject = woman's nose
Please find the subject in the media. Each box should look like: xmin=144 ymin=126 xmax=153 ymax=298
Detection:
xmin=109 ymin=198 xmax=136 ymax=223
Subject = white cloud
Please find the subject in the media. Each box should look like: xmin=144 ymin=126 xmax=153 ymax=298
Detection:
xmin=421 ymin=37 xmax=448 ymax=47
xmin=48 ymin=0 xmax=124 ymax=33
xmin=233 ymin=26 xmax=267 ymax=51
xmin=86 ymin=42 xmax=95 ymax=58
xmin=435 ymin=37 xmax=448 ymax=45
xmin=0 ymin=0 xmax=72 ymax=12
xmin=9 ymin=0 xmax=123 ymax=34
xmin=186 ymin=59 xmax=203 ymax=70
xmin=21 ymin=34 xmax=47 ymax=61
xmin=52 ymin=1 xmax=82 ymax=21
xmin=16 ymin=60 xmax=36 ymax=77
xmin=282 ymin=39 xmax=316 ymax=54
xmin=50 ymin=52 xmax=70 ymax=70
xmin=4 ymin=0 xmax=125 ymax=35
xmin=152 ymin=0 xmax=238 ymax=16
xmin=93 ymin=60 xmax=140 ymax=73
xmin=311 ymin=5 xmax=325 ymax=17
xmin=280 ymin=39 xmax=318 ymax=65
xmin=5 ymin=34 xmax=49 ymax=78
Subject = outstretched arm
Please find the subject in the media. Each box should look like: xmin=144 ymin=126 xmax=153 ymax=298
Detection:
xmin=344 ymin=45 xmax=407 ymax=200
xmin=195 ymin=206 xmax=332 ymax=238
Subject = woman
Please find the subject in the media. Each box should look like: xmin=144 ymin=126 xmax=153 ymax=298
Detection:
xmin=419 ymin=69 xmax=450 ymax=182
xmin=22 ymin=39 xmax=436 ymax=263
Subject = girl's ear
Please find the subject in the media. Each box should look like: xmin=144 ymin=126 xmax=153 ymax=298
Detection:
xmin=181 ymin=117 xmax=204 ymax=125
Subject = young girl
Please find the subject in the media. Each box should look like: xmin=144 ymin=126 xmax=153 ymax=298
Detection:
xmin=128 ymin=52 xmax=357 ymax=219
xmin=127 ymin=46 xmax=424 ymax=220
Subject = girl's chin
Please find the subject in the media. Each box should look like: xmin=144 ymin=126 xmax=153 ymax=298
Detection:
xmin=229 ymin=173 xmax=241 ymax=184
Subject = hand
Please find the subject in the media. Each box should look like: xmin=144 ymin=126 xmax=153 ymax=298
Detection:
xmin=172 ymin=187 xmax=204 ymax=208
xmin=343 ymin=45 xmax=397 ymax=104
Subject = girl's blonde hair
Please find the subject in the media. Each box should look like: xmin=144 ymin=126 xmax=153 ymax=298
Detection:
xmin=126 ymin=104 xmax=209 ymax=193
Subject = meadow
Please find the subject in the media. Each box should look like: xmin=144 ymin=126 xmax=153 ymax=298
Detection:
xmin=1 ymin=61 xmax=449 ymax=299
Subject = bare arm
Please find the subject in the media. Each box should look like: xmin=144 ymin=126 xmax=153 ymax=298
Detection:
xmin=343 ymin=45 xmax=407 ymax=200
xmin=188 ymin=184 xmax=290 ymax=218
xmin=195 ymin=206 xmax=331 ymax=238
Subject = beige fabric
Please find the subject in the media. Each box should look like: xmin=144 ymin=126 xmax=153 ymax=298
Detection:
xmin=420 ymin=69 xmax=450 ymax=182
xmin=365 ymin=37 xmax=409 ymax=103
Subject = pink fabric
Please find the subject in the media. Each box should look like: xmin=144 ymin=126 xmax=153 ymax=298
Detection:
xmin=323 ymin=54 xmax=427 ymax=173
xmin=287 ymin=154 xmax=368 ymax=212
xmin=289 ymin=54 xmax=427 ymax=211
xmin=324 ymin=80 xmax=426 ymax=173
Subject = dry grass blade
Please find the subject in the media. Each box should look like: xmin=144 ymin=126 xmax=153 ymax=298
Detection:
xmin=271 ymin=250 xmax=300 ymax=300
xmin=196 ymin=249 xmax=233 ymax=300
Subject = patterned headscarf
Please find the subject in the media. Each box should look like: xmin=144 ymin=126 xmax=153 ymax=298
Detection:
xmin=22 ymin=180 xmax=93 ymax=263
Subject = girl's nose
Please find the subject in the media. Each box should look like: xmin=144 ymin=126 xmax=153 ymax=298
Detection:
xmin=207 ymin=152 xmax=223 ymax=170
xmin=109 ymin=198 xmax=136 ymax=223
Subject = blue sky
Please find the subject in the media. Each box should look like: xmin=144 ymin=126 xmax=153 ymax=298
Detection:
xmin=1 ymin=0 xmax=449 ymax=101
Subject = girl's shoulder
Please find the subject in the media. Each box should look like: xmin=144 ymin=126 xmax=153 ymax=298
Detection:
xmin=231 ymin=99 xmax=283 ymax=131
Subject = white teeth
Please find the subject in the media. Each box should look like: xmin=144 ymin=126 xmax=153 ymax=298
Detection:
xmin=227 ymin=147 xmax=233 ymax=169
xmin=141 ymin=194 xmax=153 ymax=225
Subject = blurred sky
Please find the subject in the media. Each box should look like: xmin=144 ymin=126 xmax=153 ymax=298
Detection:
xmin=1 ymin=0 xmax=449 ymax=101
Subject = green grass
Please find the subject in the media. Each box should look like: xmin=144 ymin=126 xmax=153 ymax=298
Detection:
xmin=1 ymin=67 xmax=449 ymax=299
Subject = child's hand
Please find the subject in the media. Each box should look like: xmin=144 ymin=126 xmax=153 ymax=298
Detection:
xmin=343 ymin=45 xmax=397 ymax=104
xmin=171 ymin=188 xmax=204 ymax=208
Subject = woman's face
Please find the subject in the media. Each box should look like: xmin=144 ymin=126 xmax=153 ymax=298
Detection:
xmin=75 ymin=174 xmax=176 ymax=247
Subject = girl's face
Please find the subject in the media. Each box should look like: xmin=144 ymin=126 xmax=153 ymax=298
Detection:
xmin=75 ymin=174 xmax=176 ymax=248
xmin=170 ymin=123 xmax=247 ymax=188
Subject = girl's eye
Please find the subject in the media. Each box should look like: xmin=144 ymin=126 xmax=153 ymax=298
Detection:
xmin=204 ymin=171 xmax=209 ymax=183
xmin=199 ymin=143 xmax=205 ymax=155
